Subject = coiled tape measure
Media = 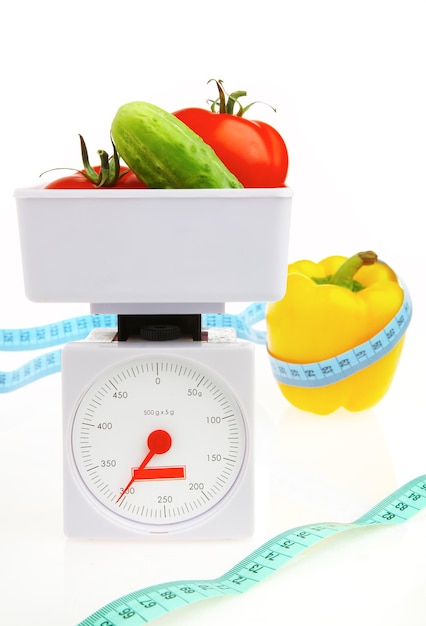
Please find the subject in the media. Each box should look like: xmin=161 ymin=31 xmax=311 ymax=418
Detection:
xmin=0 ymin=283 xmax=412 ymax=391
xmin=1 ymin=289 xmax=421 ymax=624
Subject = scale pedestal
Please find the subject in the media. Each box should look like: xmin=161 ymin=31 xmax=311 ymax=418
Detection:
xmin=15 ymin=186 xmax=292 ymax=539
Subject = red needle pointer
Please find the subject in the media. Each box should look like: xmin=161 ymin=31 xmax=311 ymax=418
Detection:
xmin=116 ymin=429 xmax=184 ymax=503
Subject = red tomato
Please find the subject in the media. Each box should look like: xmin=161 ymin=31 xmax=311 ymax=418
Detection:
xmin=45 ymin=166 xmax=147 ymax=189
xmin=173 ymin=108 xmax=288 ymax=188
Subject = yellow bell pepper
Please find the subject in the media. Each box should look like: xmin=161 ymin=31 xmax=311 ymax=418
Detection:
xmin=266 ymin=251 xmax=409 ymax=415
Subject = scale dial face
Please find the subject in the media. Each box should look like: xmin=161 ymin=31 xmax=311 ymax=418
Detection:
xmin=70 ymin=353 xmax=248 ymax=531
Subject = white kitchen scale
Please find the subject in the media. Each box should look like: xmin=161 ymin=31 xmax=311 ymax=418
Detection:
xmin=15 ymin=186 xmax=293 ymax=539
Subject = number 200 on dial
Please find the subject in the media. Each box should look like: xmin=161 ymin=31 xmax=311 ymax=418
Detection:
xmin=71 ymin=354 xmax=248 ymax=530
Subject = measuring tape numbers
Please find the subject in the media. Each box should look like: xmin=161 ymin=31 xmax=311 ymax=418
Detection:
xmin=204 ymin=282 xmax=412 ymax=388
xmin=78 ymin=474 xmax=426 ymax=625
xmin=267 ymin=287 xmax=412 ymax=388
xmin=0 ymin=290 xmax=421 ymax=623
xmin=0 ymin=281 xmax=412 ymax=393
xmin=0 ymin=314 xmax=117 ymax=392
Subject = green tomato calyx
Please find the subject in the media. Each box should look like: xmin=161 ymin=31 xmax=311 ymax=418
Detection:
xmin=40 ymin=135 xmax=131 ymax=187
xmin=79 ymin=135 xmax=129 ymax=187
xmin=207 ymin=79 xmax=276 ymax=117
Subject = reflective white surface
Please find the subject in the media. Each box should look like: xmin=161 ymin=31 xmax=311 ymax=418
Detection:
xmin=1 ymin=1 xmax=426 ymax=623
xmin=1 ymin=335 xmax=425 ymax=625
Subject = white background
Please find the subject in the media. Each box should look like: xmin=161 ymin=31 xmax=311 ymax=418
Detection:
xmin=1 ymin=1 xmax=426 ymax=624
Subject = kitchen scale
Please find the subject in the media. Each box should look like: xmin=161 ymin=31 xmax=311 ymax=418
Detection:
xmin=15 ymin=186 xmax=292 ymax=539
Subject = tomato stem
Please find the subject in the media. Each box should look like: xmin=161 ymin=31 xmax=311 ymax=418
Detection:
xmin=80 ymin=135 xmax=130 ymax=187
xmin=208 ymin=79 xmax=227 ymax=113
xmin=207 ymin=79 xmax=277 ymax=117
xmin=79 ymin=134 xmax=100 ymax=182
xmin=39 ymin=166 xmax=82 ymax=177
xmin=40 ymin=135 xmax=132 ymax=186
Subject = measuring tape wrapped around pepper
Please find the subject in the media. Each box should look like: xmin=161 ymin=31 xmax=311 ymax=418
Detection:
xmin=266 ymin=251 xmax=412 ymax=415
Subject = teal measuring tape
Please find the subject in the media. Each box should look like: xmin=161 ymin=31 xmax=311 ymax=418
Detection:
xmin=0 ymin=284 xmax=412 ymax=392
xmin=78 ymin=474 xmax=426 ymax=625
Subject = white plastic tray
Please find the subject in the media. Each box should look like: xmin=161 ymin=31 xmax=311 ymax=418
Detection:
xmin=15 ymin=187 xmax=292 ymax=308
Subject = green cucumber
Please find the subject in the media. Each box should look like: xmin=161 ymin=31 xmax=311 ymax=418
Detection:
xmin=111 ymin=101 xmax=243 ymax=189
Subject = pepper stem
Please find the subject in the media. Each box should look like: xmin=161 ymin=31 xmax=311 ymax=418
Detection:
xmin=328 ymin=251 xmax=378 ymax=290
xmin=312 ymin=251 xmax=378 ymax=291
